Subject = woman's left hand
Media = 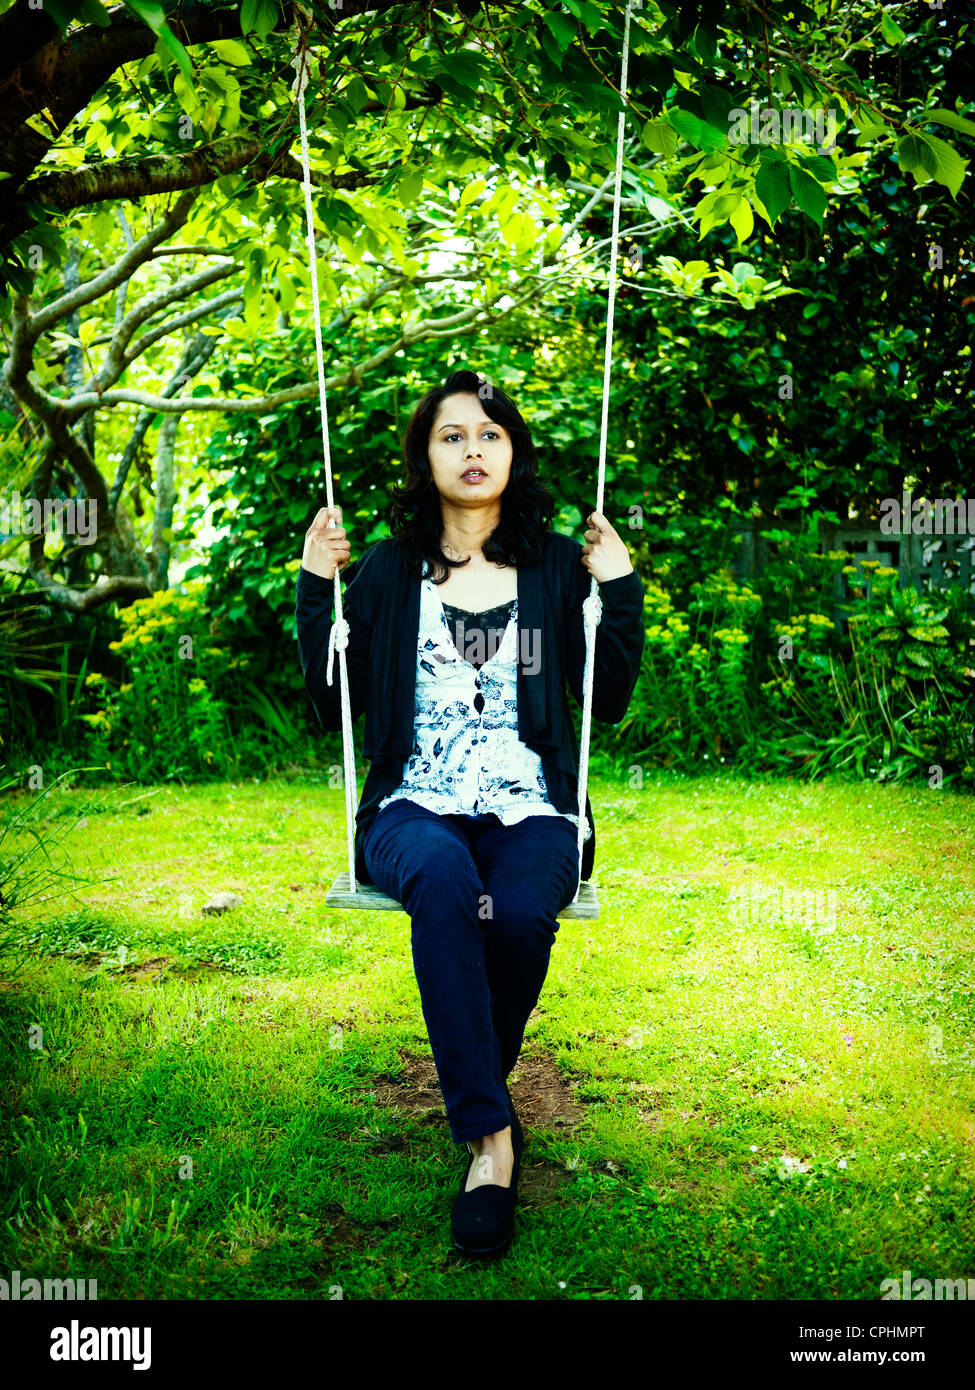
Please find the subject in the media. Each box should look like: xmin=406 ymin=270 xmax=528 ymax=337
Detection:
xmin=581 ymin=511 xmax=634 ymax=584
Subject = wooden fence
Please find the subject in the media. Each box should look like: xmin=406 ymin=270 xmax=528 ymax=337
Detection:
xmin=730 ymin=520 xmax=975 ymax=629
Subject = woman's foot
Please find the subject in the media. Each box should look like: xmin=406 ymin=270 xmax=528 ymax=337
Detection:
xmin=465 ymin=1125 xmax=514 ymax=1191
xmin=452 ymin=1117 xmax=521 ymax=1256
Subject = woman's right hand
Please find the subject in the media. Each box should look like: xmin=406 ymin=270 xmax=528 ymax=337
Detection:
xmin=301 ymin=506 xmax=351 ymax=580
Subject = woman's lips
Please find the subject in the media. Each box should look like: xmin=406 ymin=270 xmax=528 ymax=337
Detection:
xmin=461 ymin=469 xmax=487 ymax=483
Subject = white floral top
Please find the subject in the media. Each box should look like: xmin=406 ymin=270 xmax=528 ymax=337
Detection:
xmin=378 ymin=570 xmax=590 ymax=838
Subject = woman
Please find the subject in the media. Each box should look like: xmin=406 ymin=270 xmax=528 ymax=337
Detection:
xmin=296 ymin=367 xmax=644 ymax=1257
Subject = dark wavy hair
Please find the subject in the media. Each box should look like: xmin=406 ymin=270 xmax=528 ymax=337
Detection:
xmin=388 ymin=368 xmax=555 ymax=582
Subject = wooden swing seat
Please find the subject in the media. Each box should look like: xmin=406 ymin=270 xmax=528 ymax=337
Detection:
xmin=325 ymin=872 xmax=599 ymax=920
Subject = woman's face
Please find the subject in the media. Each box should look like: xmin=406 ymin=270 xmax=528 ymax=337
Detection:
xmin=427 ymin=392 xmax=513 ymax=512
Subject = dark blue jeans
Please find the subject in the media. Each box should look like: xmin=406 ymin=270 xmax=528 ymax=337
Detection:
xmin=362 ymin=797 xmax=580 ymax=1145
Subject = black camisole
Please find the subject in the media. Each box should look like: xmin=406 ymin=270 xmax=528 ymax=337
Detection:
xmin=441 ymin=598 xmax=516 ymax=671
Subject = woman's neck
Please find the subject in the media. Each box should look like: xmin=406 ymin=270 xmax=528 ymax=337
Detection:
xmin=443 ymin=539 xmax=486 ymax=563
xmin=442 ymin=508 xmax=500 ymax=561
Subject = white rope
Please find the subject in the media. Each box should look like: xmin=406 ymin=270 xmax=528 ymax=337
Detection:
xmin=572 ymin=0 xmax=633 ymax=904
xmin=292 ymin=26 xmax=357 ymax=892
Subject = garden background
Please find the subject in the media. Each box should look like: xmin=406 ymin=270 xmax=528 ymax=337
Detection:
xmin=0 ymin=0 xmax=973 ymax=1308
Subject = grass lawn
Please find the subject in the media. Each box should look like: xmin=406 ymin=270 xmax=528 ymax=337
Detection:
xmin=1 ymin=772 xmax=973 ymax=1300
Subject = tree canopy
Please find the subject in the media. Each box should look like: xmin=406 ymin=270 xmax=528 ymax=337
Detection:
xmin=0 ymin=0 xmax=971 ymax=614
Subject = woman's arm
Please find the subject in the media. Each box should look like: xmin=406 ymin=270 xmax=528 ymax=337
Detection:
xmin=295 ymin=528 xmax=372 ymax=732
xmin=565 ymin=514 xmax=645 ymax=724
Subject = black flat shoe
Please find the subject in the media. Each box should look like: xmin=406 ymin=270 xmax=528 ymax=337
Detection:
xmin=451 ymin=1125 xmax=521 ymax=1257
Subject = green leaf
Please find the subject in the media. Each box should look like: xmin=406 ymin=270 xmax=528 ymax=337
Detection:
xmin=459 ymin=177 xmax=487 ymax=209
xmin=643 ymin=195 xmax=678 ymax=223
xmin=542 ymin=10 xmax=577 ymax=57
xmin=275 ymin=267 xmax=295 ymax=313
xmin=642 ymin=118 xmax=679 ymax=158
xmin=755 ymin=160 xmax=791 ymax=225
xmin=499 ymin=210 xmax=537 ymax=254
xmin=129 ymin=1 xmax=194 ymax=83
xmin=564 ymin=0 xmax=603 ymax=31
xmin=563 ymin=129 xmax=599 ymax=155
xmin=343 ymin=76 xmax=370 ymax=113
xmin=241 ymin=0 xmax=279 ymax=41
xmin=800 ymin=154 xmax=837 ymax=184
xmin=669 ymin=110 xmax=726 ymax=153
xmin=729 ymin=196 xmax=754 ymax=244
xmin=45 ymin=0 xmax=110 ymax=31
xmin=397 ymin=167 xmax=424 ymax=207
xmin=173 ymin=68 xmax=204 ymax=118
xmin=855 ymin=121 xmax=890 ymax=146
xmin=915 ymin=131 xmax=968 ymax=197
xmin=431 ymin=49 xmax=483 ymax=93
xmin=696 ymin=191 xmax=740 ymax=238
xmin=202 ymin=67 xmax=239 ymax=96
xmin=880 ymin=12 xmax=907 ymax=46
xmin=208 ymin=40 xmax=252 ymax=66
xmin=124 ymin=0 xmax=165 ymax=28
xmin=923 ymin=108 xmax=975 ymax=138
xmin=897 ymin=132 xmax=938 ymax=183
xmin=789 ymin=166 xmax=827 ymax=225
xmin=155 ymin=31 xmax=194 ymax=83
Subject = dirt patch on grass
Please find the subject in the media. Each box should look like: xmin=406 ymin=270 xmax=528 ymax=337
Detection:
xmin=509 ymin=1050 xmax=588 ymax=1133
xmin=310 ymin=1205 xmax=370 ymax=1263
xmin=119 ymin=955 xmax=177 ymax=981
xmin=321 ymin=1214 xmax=369 ymax=1252
xmin=369 ymin=1052 xmax=445 ymax=1122
xmin=517 ymin=1159 xmax=574 ymax=1208
xmin=637 ymin=1107 xmax=665 ymax=1133
xmin=368 ymin=1047 xmax=588 ymax=1135
xmin=168 ymin=960 xmax=235 ymax=981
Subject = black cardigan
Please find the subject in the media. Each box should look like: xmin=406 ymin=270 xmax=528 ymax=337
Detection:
xmin=295 ymin=531 xmax=645 ymax=886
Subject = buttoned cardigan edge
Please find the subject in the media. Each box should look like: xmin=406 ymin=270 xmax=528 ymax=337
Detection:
xmin=295 ymin=531 xmax=645 ymax=888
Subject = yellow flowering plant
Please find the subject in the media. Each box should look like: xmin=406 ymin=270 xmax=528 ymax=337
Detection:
xmin=600 ymin=522 xmax=974 ymax=789
xmin=80 ymin=582 xmax=237 ymax=781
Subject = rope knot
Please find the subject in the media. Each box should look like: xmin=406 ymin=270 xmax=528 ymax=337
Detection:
xmin=290 ymin=13 xmax=314 ymax=98
xmin=290 ymin=51 xmax=308 ymax=96
xmin=326 ymin=617 xmax=350 ymax=687
xmin=582 ymin=590 xmax=603 ymax=636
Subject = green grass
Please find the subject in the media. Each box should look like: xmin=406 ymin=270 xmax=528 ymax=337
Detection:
xmin=1 ymin=772 xmax=973 ymax=1300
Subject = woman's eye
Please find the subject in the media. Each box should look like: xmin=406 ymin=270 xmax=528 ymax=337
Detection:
xmin=445 ymin=431 xmax=499 ymax=442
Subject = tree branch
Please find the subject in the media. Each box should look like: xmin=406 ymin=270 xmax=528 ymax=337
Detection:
xmin=112 ymin=206 xmax=135 ymax=337
xmin=121 ymin=287 xmax=244 ymax=369
xmin=25 ymin=190 xmax=198 ymax=342
xmin=0 ymin=0 xmax=412 ymax=189
xmin=23 ymin=131 xmax=376 ymax=207
xmin=94 ymin=258 xmax=239 ymax=389
xmin=23 ymin=569 xmax=153 ymax=615
xmin=5 ymin=294 xmax=107 ymax=515
xmin=109 ymin=311 xmax=236 ymax=511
